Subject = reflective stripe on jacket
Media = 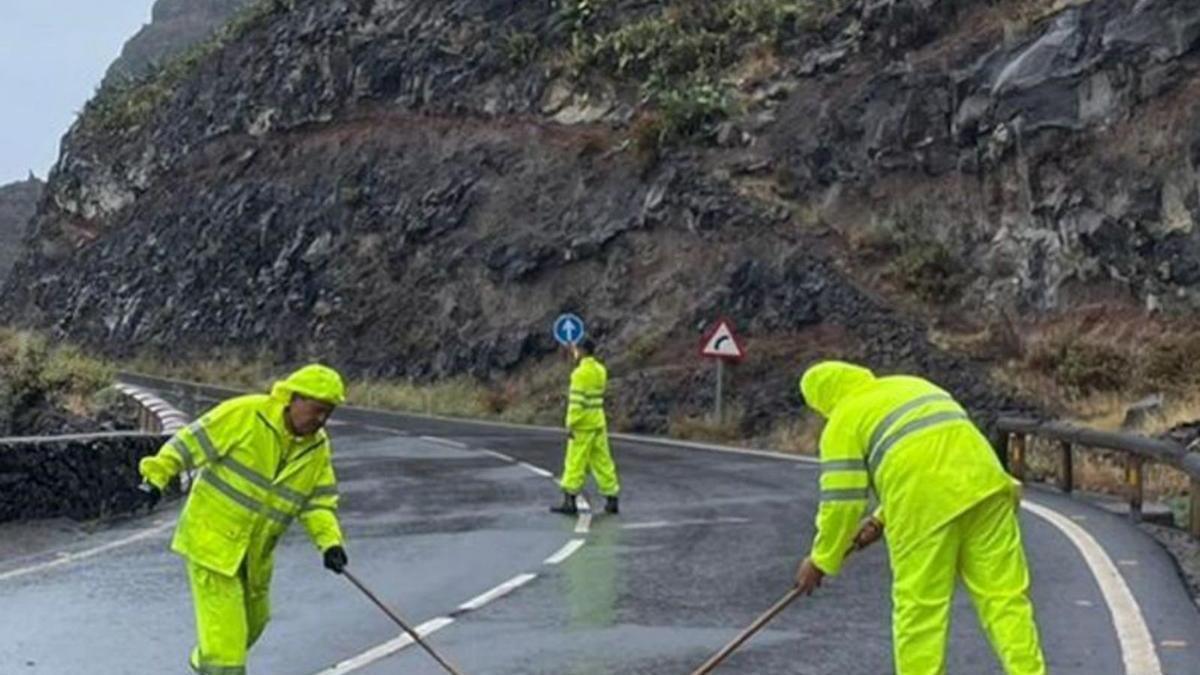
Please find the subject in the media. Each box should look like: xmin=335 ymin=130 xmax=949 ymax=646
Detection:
xmin=801 ymin=361 xmax=1014 ymax=575
xmin=140 ymin=393 xmax=344 ymax=579
xmin=566 ymin=356 xmax=607 ymax=430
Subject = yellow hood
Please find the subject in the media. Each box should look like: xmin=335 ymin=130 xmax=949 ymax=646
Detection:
xmin=799 ymin=361 xmax=876 ymax=418
xmin=270 ymin=364 xmax=346 ymax=406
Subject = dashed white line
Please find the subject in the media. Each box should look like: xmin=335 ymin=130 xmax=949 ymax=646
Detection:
xmin=314 ymin=616 xmax=455 ymax=674
xmin=480 ymin=449 xmax=515 ymax=462
xmin=622 ymin=517 xmax=751 ymax=531
xmin=0 ymin=518 xmax=174 ymax=582
xmin=364 ymin=425 xmax=406 ymax=435
xmin=544 ymin=539 xmax=586 ymax=565
xmin=420 ymin=436 xmax=467 ymax=449
xmin=1021 ymin=501 xmax=1162 ymax=675
xmin=456 ymin=573 xmax=537 ymax=612
xmin=574 ymin=513 xmax=593 ymax=534
xmin=519 ymin=462 xmax=554 ymax=478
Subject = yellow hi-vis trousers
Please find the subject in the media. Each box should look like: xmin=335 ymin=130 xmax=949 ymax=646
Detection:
xmin=891 ymin=491 xmax=1046 ymax=675
xmin=559 ymin=429 xmax=620 ymax=497
xmin=187 ymin=561 xmax=270 ymax=675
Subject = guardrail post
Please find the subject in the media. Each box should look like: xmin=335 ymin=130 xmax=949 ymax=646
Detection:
xmin=1190 ymin=478 xmax=1200 ymax=539
xmin=1008 ymin=433 xmax=1025 ymax=481
xmin=1059 ymin=441 xmax=1073 ymax=494
xmin=1125 ymin=456 xmax=1143 ymax=523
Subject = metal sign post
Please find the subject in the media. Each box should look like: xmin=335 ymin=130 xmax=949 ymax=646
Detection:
xmin=698 ymin=318 xmax=745 ymax=424
xmin=715 ymin=359 xmax=725 ymax=424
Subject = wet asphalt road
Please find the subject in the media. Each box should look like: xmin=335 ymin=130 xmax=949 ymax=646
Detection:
xmin=0 ymin=378 xmax=1198 ymax=674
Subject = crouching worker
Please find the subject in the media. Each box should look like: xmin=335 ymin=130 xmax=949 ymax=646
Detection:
xmin=792 ymin=361 xmax=1046 ymax=675
xmin=136 ymin=364 xmax=350 ymax=675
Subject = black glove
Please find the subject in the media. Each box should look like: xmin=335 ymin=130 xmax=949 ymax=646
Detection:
xmin=323 ymin=546 xmax=348 ymax=574
xmin=137 ymin=482 xmax=161 ymax=511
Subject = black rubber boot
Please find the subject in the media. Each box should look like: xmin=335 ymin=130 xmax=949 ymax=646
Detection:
xmin=550 ymin=492 xmax=578 ymax=515
xmin=604 ymin=496 xmax=619 ymax=514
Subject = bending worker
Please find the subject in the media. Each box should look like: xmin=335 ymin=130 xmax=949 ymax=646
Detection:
xmin=793 ymin=361 xmax=1045 ymax=674
xmin=551 ymin=337 xmax=620 ymax=515
xmin=137 ymin=364 xmax=349 ymax=675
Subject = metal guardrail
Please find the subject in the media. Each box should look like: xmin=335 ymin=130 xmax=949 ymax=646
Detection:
xmin=998 ymin=417 xmax=1200 ymax=537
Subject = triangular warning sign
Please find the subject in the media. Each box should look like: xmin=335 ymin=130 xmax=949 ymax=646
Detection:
xmin=699 ymin=319 xmax=745 ymax=361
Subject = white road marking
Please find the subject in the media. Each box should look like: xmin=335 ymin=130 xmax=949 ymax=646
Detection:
xmin=622 ymin=517 xmax=751 ymax=531
xmin=364 ymin=425 xmax=406 ymax=435
xmin=0 ymin=518 xmax=174 ymax=582
xmin=1075 ymin=600 xmax=1095 ymax=608
xmin=1022 ymin=501 xmax=1162 ymax=675
xmin=480 ymin=449 xmax=515 ymax=462
xmin=1118 ymin=559 xmax=1139 ymax=567
xmin=420 ymin=436 xmax=467 ymax=449
xmin=1161 ymin=640 xmax=1188 ymax=649
xmin=519 ymin=462 xmax=554 ymax=478
xmin=575 ymin=513 xmax=592 ymax=534
xmin=456 ymin=573 xmax=537 ymax=612
xmin=314 ymin=616 xmax=455 ymax=674
xmin=610 ymin=433 xmax=819 ymax=464
xmin=544 ymin=539 xmax=586 ymax=565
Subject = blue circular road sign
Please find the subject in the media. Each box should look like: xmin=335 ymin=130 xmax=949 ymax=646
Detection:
xmin=553 ymin=313 xmax=586 ymax=346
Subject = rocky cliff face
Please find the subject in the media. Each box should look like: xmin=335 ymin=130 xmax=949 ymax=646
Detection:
xmin=102 ymin=0 xmax=256 ymax=87
xmin=8 ymin=0 xmax=1199 ymax=434
xmin=0 ymin=177 xmax=42 ymax=283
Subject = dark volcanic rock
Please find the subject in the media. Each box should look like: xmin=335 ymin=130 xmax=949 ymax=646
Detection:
xmin=0 ymin=177 xmax=42 ymax=283
xmin=0 ymin=434 xmax=170 ymax=523
xmin=103 ymin=0 xmax=256 ymax=87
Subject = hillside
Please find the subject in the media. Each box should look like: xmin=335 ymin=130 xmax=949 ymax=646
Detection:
xmin=6 ymin=0 xmax=1200 ymax=438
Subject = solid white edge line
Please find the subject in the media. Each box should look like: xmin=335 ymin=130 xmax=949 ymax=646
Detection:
xmin=420 ymin=436 xmax=467 ymax=449
xmin=519 ymin=462 xmax=554 ymax=478
xmin=457 ymin=573 xmax=538 ymax=612
xmin=315 ymin=616 xmax=455 ymax=675
xmin=1021 ymin=501 xmax=1162 ymax=675
xmin=0 ymin=519 xmax=173 ymax=582
xmin=117 ymin=373 xmax=818 ymax=462
xmin=544 ymin=539 xmax=586 ymax=565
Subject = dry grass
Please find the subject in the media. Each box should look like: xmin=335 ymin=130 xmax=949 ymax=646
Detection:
xmin=1020 ymin=437 xmax=1190 ymax=506
xmin=763 ymin=412 xmax=823 ymax=457
xmin=668 ymin=405 xmax=745 ymax=443
xmin=350 ymin=378 xmax=491 ymax=418
xmin=992 ymin=310 xmax=1200 ymax=414
xmin=0 ymin=329 xmax=117 ymax=415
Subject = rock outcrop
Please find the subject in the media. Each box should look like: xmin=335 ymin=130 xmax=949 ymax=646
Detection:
xmin=103 ymin=0 xmax=256 ymax=87
xmin=0 ymin=177 xmax=42 ymax=283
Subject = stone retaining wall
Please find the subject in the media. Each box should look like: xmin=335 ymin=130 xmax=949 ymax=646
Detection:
xmin=0 ymin=432 xmax=170 ymax=522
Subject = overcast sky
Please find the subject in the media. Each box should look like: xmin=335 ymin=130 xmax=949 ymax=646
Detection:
xmin=1 ymin=2 xmax=152 ymax=184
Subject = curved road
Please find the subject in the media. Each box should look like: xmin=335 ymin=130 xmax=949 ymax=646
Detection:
xmin=0 ymin=376 xmax=1197 ymax=674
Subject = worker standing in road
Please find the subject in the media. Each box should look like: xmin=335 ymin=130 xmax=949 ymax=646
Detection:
xmin=136 ymin=364 xmax=349 ymax=675
xmin=792 ymin=361 xmax=1045 ymax=675
xmin=551 ymin=337 xmax=621 ymax=515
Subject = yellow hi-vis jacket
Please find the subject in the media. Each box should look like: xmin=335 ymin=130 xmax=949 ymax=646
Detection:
xmin=800 ymin=361 xmax=1015 ymax=575
xmin=139 ymin=388 xmax=344 ymax=580
xmin=566 ymin=356 xmax=607 ymax=431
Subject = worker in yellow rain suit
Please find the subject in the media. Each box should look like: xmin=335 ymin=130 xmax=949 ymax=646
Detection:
xmin=792 ymin=361 xmax=1045 ymax=675
xmin=136 ymin=364 xmax=349 ymax=675
xmin=551 ymin=337 xmax=621 ymax=515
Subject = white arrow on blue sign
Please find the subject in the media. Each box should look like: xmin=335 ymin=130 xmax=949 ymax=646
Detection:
xmin=553 ymin=313 xmax=586 ymax=346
